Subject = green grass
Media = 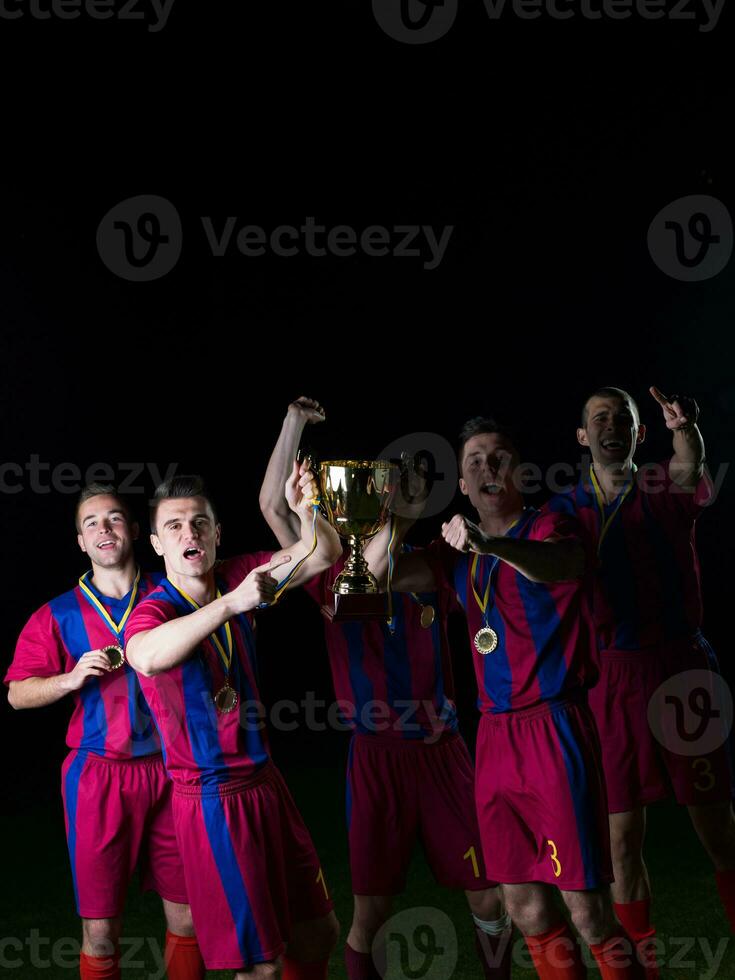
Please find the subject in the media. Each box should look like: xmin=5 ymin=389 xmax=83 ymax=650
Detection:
xmin=3 ymin=761 xmax=733 ymax=978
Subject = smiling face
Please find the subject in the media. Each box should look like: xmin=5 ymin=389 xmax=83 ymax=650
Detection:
xmin=150 ymin=496 xmax=221 ymax=582
xmin=77 ymin=494 xmax=138 ymax=569
xmin=459 ymin=432 xmax=522 ymax=518
xmin=578 ymin=393 xmax=645 ymax=466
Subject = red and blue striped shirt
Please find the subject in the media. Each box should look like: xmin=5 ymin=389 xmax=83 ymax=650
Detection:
xmin=548 ymin=462 xmax=713 ymax=652
xmin=4 ymin=571 xmax=163 ymax=759
xmin=430 ymin=507 xmax=598 ymax=714
xmin=125 ymin=554 xmax=274 ymax=787
xmin=304 ymin=550 xmax=459 ymax=740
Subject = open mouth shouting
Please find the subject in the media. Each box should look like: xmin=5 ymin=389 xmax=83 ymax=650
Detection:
xmin=600 ymin=437 xmax=628 ymax=455
xmin=182 ymin=546 xmax=205 ymax=563
xmin=479 ymin=482 xmax=502 ymax=497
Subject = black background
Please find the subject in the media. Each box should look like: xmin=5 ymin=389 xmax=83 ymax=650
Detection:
xmin=2 ymin=2 xmax=735 ymax=819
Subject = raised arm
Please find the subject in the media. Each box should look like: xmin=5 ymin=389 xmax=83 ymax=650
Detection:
xmin=277 ymin=459 xmax=342 ymax=590
xmin=649 ymin=386 xmax=705 ymax=490
xmin=259 ymin=397 xmax=325 ymax=548
xmin=441 ymin=514 xmax=585 ymax=584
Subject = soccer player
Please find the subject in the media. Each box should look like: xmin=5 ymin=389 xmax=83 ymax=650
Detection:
xmin=549 ymin=385 xmax=735 ymax=976
xmin=386 ymin=418 xmax=643 ymax=980
xmin=124 ymin=467 xmax=342 ymax=980
xmin=259 ymin=397 xmax=513 ymax=980
xmin=5 ymin=483 xmax=204 ymax=980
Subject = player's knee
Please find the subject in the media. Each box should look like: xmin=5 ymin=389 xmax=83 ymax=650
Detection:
xmin=609 ymin=826 xmax=644 ymax=874
xmin=465 ymin=887 xmax=504 ymax=922
xmin=162 ymin=900 xmax=196 ymax=937
xmin=568 ymin=901 xmax=613 ymax=946
xmin=82 ymin=918 xmax=121 ymax=957
xmin=351 ymin=896 xmax=392 ymax=939
xmin=288 ymin=912 xmax=340 ymax=961
xmin=503 ymin=895 xmax=549 ymax=937
xmin=239 ymin=959 xmax=282 ymax=980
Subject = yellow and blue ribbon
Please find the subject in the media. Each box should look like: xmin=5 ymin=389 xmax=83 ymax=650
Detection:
xmin=78 ymin=568 xmax=141 ymax=638
xmin=589 ymin=465 xmax=637 ymax=554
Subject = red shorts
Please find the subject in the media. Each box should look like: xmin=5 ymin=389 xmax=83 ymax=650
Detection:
xmin=61 ymin=750 xmax=187 ymax=919
xmin=172 ymin=762 xmax=333 ymax=971
xmin=347 ymin=732 xmax=495 ymax=895
xmin=475 ymin=699 xmax=613 ymax=891
xmin=589 ymin=632 xmax=734 ymax=813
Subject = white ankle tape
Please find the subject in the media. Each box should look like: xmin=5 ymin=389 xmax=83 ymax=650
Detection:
xmin=473 ymin=913 xmax=512 ymax=936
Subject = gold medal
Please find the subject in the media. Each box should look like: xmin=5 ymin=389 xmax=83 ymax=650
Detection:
xmin=474 ymin=627 xmax=499 ymax=655
xmin=214 ymin=685 xmax=239 ymax=714
xmin=420 ymin=605 xmax=435 ymax=629
xmin=101 ymin=644 xmax=125 ymax=670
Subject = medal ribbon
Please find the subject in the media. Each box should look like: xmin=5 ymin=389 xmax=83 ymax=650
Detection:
xmin=589 ymin=464 xmax=636 ymax=554
xmin=469 ymin=511 xmax=533 ymax=626
xmin=78 ymin=567 xmax=141 ymax=638
xmin=386 ymin=518 xmax=398 ymax=633
xmin=169 ymin=582 xmax=234 ymax=679
xmin=267 ymin=498 xmax=321 ymax=606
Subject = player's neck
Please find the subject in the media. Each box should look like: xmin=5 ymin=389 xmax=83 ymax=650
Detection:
xmin=167 ymin=569 xmax=216 ymax=607
xmin=88 ymin=560 xmax=137 ymax=599
xmin=591 ymin=459 xmax=635 ymax=504
xmin=479 ymin=503 xmax=525 ymax=538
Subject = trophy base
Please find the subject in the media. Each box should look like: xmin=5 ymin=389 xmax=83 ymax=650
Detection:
xmin=321 ymin=592 xmax=389 ymax=623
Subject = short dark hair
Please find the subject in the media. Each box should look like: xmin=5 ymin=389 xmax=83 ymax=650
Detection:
xmin=457 ymin=416 xmax=519 ymax=470
xmin=581 ymin=387 xmax=640 ymax=427
xmin=150 ymin=474 xmax=218 ymax=532
xmin=75 ymin=483 xmax=130 ymax=532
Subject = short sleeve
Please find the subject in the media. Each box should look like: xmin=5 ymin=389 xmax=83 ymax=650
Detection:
xmin=4 ymin=605 xmax=66 ymax=683
xmin=125 ymin=596 xmax=177 ymax=646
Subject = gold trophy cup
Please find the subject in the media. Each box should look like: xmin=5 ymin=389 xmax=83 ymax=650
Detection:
xmin=318 ymin=459 xmax=399 ymax=621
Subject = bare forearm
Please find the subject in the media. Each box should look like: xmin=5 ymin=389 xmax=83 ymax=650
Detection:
xmin=259 ymin=414 xmax=306 ymax=520
xmin=365 ymin=516 xmax=415 ymax=586
xmin=126 ymin=594 xmax=236 ymax=677
xmin=671 ymin=424 xmax=705 ymax=487
xmin=479 ymin=536 xmax=584 ymax=583
xmin=7 ymin=674 xmax=73 ymax=709
xmin=282 ymin=513 xmax=342 ymax=589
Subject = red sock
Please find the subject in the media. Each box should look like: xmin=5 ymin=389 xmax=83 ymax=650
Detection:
xmin=164 ymin=931 xmax=205 ymax=980
xmin=282 ymin=954 xmax=331 ymax=980
xmin=79 ymin=950 xmax=120 ymax=980
xmin=613 ymin=900 xmax=660 ymax=979
xmin=344 ymin=944 xmax=382 ymax=980
xmin=524 ymin=921 xmax=586 ymax=979
xmin=474 ymin=923 xmax=513 ymax=978
xmin=589 ymin=931 xmax=643 ymax=980
xmin=715 ymin=869 xmax=735 ymax=932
